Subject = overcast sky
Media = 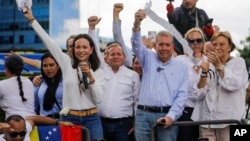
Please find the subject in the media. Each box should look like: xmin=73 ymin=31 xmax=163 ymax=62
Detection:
xmin=52 ymin=0 xmax=250 ymax=54
xmin=78 ymin=0 xmax=250 ymax=50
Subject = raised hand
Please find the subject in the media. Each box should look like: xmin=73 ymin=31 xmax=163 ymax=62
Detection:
xmin=203 ymin=24 xmax=214 ymax=37
xmin=23 ymin=4 xmax=35 ymax=23
xmin=88 ymin=16 xmax=101 ymax=30
xmin=166 ymin=3 xmax=174 ymax=15
xmin=113 ymin=3 xmax=123 ymax=14
xmin=133 ymin=9 xmax=146 ymax=32
xmin=113 ymin=3 xmax=124 ymax=21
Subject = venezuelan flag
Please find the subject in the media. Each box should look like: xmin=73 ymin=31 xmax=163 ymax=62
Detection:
xmin=30 ymin=125 xmax=82 ymax=141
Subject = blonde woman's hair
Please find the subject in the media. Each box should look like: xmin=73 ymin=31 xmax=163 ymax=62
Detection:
xmin=184 ymin=28 xmax=206 ymax=53
xmin=210 ymin=31 xmax=236 ymax=52
xmin=184 ymin=28 xmax=206 ymax=41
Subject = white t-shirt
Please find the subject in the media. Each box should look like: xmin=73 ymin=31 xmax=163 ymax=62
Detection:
xmin=0 ymin=77 xmax=36 ymax=118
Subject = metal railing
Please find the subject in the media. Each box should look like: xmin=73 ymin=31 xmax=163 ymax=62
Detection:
xmin=151 ymin=119 xmax=248 ymax=141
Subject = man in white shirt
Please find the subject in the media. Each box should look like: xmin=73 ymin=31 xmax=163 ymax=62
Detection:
xmin=87 ymin=11 xmax=140 ymax=141
xmin=97 ymin=43 xmax=140 ymax=141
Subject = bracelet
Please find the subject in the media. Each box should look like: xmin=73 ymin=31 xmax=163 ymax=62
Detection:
xmin=200 ymin=73 xmax=208 ymax=78
xmin=201 ymin=71 xmax=208 ymax=74
xmin=55 ymin=119 xmax=59 ymax=125
xmin=29 ymin=18 xmax=35 ymax=23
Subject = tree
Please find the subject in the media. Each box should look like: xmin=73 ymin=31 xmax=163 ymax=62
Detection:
xmin=238 ymin=29 xmax=250 ymax=77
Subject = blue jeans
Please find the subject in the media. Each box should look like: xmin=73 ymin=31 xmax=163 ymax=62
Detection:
xmin=61 ymin=113 xmax=103 ymax=141
xmin=101 ymin=117 xmax=133 ymax=141
xmin=135 ymin=109 xmax=178 ymax=141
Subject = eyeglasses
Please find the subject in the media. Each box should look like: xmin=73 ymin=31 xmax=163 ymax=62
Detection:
xmin=187 ymin=38 xmax=203 ymax=45
xmin=9 ymin=130 xmax=27 ymax=138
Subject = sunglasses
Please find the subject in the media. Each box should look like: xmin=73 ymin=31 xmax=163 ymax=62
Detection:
xmin=9 ymin=130 xmax=27 ymax=138
xmin=187 ymin=38 xmax=203 ymax=45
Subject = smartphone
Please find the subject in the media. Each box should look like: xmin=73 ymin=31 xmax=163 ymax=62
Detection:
xmin=205 ymin=18 xmax=213 ymax=25
xmin=148 ymin=31 xmax=157 ymax=42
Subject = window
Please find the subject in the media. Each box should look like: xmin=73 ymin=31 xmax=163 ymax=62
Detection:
xmin=35 ymin=35 xmax=42 ymax=43
xmin=19 ymin=35 xmax=24 ymax=43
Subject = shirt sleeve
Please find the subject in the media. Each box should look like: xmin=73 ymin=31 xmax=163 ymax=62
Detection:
xmin=132 ymin=72 xmax=140 ymax=115
xmin=218 ymin=57 xmax=248 ymax=91
xmin=167 ymin=62 xmax=189 ymax=120
xmin=113 ymin=20 xmax=133 ymax=67
xmin=30 ymin=20 xmax=71 ymax=71
xmin=88 ymin=29 xmax=106 ymax=69
xmin=88 ymin=68 xmax=104 ymax=104
xmin=131 ymin=30 xmax=149 ymax=67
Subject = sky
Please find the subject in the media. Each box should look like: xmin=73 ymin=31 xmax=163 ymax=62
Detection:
xmin=51 ymin=0 xmax=250 ymax=54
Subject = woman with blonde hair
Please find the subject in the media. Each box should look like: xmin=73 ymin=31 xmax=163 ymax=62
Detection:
xmin=176 ymin=27 xmax=208 ymax=141
xmin=192 ymin=31 xmax=248 ymax=141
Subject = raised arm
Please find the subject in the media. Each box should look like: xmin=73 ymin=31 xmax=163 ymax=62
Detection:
xmin=10 ymin=51 xmax=41 ymax=69
xmin=87 ymin=16 xmax=106 ymax=69
xmin=113 ymin=3 xmax=133 ymax=67
xmin=131 ymin=9 xmax=148 ymax=66
xmin=22 ymin=5 xmax=71 ymax=71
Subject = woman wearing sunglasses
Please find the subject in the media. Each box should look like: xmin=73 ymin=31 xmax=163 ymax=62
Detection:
xmin=175 ymin=28 xmax=208 ymax=141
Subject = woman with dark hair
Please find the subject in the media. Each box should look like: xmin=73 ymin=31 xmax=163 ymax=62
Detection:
xmin=34 ymin=52 xmax=62 ymax=119
xmin=132 ymin=56 xmax=143 ymax=80
xmin=22 ymin=5 xmax=104 ymax=141
xmin=0 ymin=55 xmax=35 ymax=119
xmin=71 ymin=34 xmax=101 ymax=72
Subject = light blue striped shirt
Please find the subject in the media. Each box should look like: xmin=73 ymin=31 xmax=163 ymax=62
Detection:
xmin=131 ymin=31 xmax=189 ymax=120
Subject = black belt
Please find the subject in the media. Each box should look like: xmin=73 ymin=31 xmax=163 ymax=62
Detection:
xmin=47 ymin=113 xmax=60 ymax=119
xmin=101 ymin=117 xmax=133 ymax=123
xmin=137 ymin=105 xmax=170 ymax=113
xmin=184 ymin=107 xmax=194 ymax=112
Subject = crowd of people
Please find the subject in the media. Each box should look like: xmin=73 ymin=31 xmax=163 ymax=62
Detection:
xmin=0 ymin=0 xmax=248 ymax=141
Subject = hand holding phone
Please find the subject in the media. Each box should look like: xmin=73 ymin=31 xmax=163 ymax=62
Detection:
xmin=205 ymin=18 xmax=213 ymax=26
xmin=148 ymin=31 xmax=156 ymax=42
